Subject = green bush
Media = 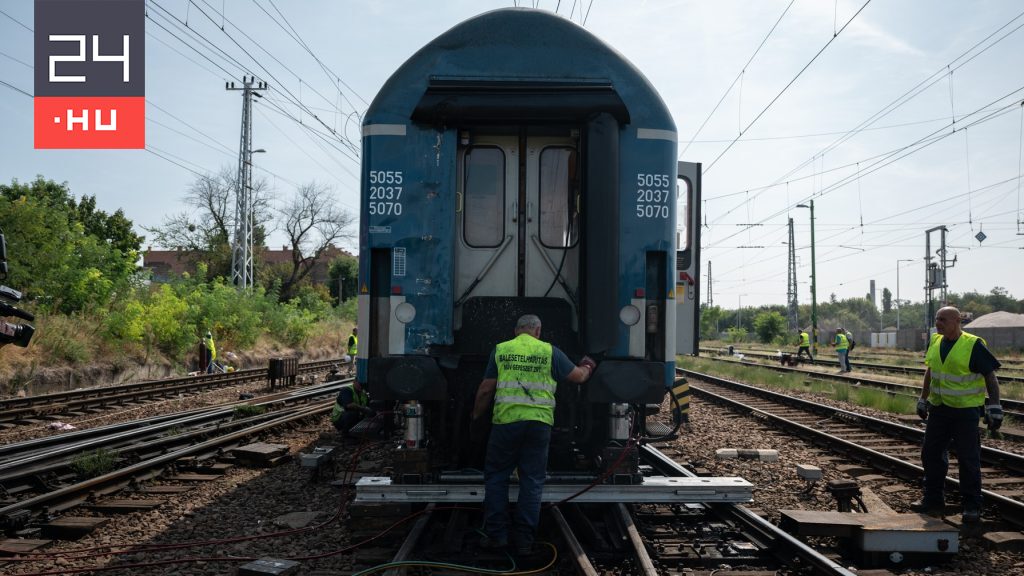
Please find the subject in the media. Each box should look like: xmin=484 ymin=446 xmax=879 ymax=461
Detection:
xmin=725 ymin=327 xmax=747 ymax=343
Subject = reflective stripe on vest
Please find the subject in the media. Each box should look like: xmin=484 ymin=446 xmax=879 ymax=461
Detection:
xmin=348 ymin=334 xmax=358 ymax=356
xmin=493 ymin=333 xmax=556 ymax=426
xmin=800 ymin=332 xmax=810 ymax=347
xmin=835 ymin=333 xmax=848 ymax=350
xmin=330 ymin=383 xmax=367 ymax=423
xmin=925 ymin=331 xmax=986 ymax=408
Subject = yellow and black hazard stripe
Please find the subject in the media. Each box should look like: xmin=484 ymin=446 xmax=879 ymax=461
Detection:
xmin=670 ymin=378 xmax=691 ymax=424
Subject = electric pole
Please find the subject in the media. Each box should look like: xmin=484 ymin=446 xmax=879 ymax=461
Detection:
xmin=227 ymin=76 xmax=268 ymax=290
xmin=924 ymin=225 xmax=955 ymax=330
xmin=797 ymin=201 xmax=818 ymax=356
xmin=786 ymin=217 xmax=798 ymax=330
xmin=707 ymin=261 xmax=713 ymax=308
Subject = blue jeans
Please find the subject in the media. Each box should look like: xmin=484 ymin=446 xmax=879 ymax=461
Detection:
xmin=837 ymin=349 xmax=850 ymax=371
xmin=483 ymin=420 xmax=551 ymax=548
xmin=921 ymin=404 xmax=983 ymax=509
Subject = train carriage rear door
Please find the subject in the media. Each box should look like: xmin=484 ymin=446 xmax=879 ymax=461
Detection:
xmin=455 ymin=131 xmax=579 ymax=327
xmin=675 ymin=161 xmax=701 ymax=355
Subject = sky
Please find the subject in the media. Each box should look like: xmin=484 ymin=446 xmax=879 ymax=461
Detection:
xmin=2 ymin=0 xmax=1023 ymax=310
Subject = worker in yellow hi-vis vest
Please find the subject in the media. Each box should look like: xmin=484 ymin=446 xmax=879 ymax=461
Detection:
xmin=911 ymin=306 xmax=1002 ymax=524
xmin=472 ymin=314 xmax=595 ymax=556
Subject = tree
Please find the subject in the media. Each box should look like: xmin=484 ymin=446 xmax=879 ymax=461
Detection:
xmin=882 ymin=288 xmax=892 ymax=313
xmin=145 ymin=167 xmax=270 ymax=279
xmin=0 ymin=177 xmax=142 ymax=313
xmin=274 ymin=182 xmax=356 ymax=302
xmin=753 ymin=311 xmax=786 ymax=344
xmin=699 ymin=305 xmax=722 ymax=340
xmin=328 ymin=254 xmax=358 ymax=305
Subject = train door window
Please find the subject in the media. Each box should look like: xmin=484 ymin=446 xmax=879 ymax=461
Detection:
xmin=676 ymin=178 xmax=691 ymax=253
xmin=538 ymin=146 xmax=579 ymax=248
xmin=463 ymin=146 xmax=505 ymax=247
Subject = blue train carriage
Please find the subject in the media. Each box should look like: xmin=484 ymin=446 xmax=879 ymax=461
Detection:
xmin=356 ymin=8 xmax=699 ymax=483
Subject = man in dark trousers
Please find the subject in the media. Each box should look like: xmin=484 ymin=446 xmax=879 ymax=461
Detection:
xmin=330 ymin=380 xmax=373 ymax=437
xmin=796 ymin=328 xmax=814 ymax=362
xmin=472 ymin=314 xmax=595 ymax=556
xmin=912 ymin=306 xmax=1002 ymax=523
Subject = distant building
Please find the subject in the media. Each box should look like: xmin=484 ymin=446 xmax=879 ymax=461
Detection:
xmin=142 ymin=244 xmax=354 ymax=284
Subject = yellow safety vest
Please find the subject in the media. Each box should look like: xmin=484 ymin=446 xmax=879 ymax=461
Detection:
xmin=348 ymin=334 xmax=358 ymax=356
xmin=925 ymin=331 xmax=987 ymax=408
xmin=834 ymin=333 xmax=848 ymax=351
xmin=204 ymin=337 xmax=216 ymax=361
xmin=330 ymin=383 xmax=368 ymax=423
xmin=492 ymin=333 xmax=557 ymax=426
xmin=800 ymin=332 xmax=810 ymax=347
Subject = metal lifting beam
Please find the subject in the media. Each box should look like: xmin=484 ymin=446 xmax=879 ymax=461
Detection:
xmin=354 ymin=475 xmax=753 ymax=504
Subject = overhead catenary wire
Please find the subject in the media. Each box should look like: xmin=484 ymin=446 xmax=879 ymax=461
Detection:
xmin=702 ymin=0 xmax=873 ymax=175
xmin=680 ymin=0 xmax=795 ymax=158
xmin=708 ymin=8 xmax=1024 ymax=228
xmin=708 ymin=89 xmax=1024 ymax=252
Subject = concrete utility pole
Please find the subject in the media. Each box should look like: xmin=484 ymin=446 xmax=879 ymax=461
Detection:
xmin=707 ymin=261 xmax=713 ymax=308
xmin=797 ymin=201 xmax=818 ymax=356
xmin=786 ymin=217 xmax=798 ymax=330
xmin=896 ymin=259 xmax=913 ymax=331
xmin=227 ymin=76 xmax=268 ymax=290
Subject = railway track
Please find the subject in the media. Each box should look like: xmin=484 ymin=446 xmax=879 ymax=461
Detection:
xmin=353 ymin=445 xmax=856 ymax=575
xmin=697 ymin=354 xmax=1024 ymax=420
xmin=0 ymin=379 xmax=345 ymax=535
xmin=681 ymin=368 xmax=1024 ymax=527
xmin=701 ymin=347 xmax=1024 ymax=385
xmin=0 ymin=358 xmax=341 ymax=427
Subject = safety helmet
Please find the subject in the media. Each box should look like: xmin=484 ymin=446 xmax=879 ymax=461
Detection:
xmin=206 ymin=331 xmax=212 ymax=338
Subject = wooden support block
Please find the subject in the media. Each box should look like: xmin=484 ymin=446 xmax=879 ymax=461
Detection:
xmin=40 ymin=517 xmax=109 ymax=540
xmin=87 ymin=499 xmax=164 ymax=513
xmin=0 ymin=539 xmax=52 ymax=556
xmin=232 ymin=443 xmax=289 ymax=466
xmin=180 ymin=462 xmax=233 ymax=475
xmin=140 ymin=485 xmax=193 ymax=494
xmin=983 ymin=531 xmax=1024 ymax=552
xmin=164 ymin=473 xmax=221 ymax=482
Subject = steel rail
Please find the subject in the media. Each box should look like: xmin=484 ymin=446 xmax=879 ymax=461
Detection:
xmin=0 ymin=359 xmax=341 ymax=424
xmin=550 ymin=505 xmax=599 ymax=576
xmin=382 ymin=504 xmax=434 ymax=576
xmin=682 ymin=370 xmax=1024 ymax=527
xmin=698 ymin=355 xmax=1024 ymax=418
xmin=639 ymin=445 xmax=857 ymax=576
xmin=0 ymin=383 xmax=346 ymax=488
xmin=0 ymin=401 xmax=332 ymax=528
xmin=616 ymin=502 xmax=657 ymax=576
xmin=700 ymin=347 xmax=1024 ymax=385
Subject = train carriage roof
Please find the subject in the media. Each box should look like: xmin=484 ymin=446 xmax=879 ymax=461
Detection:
xmin=364 ymin=8 xmax=675 ymax=130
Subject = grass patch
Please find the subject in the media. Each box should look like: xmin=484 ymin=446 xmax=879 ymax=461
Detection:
xmin=684 ymin=356 xmax=916 ymax=416
xmin=71 ymin=448 xmax=118 ymax=479
xmin=233 ymin=404 xmax=267 ymax=419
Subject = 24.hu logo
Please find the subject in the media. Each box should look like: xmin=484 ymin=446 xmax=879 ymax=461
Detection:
xmin=34 ymin=0 xmax=144 ymax=149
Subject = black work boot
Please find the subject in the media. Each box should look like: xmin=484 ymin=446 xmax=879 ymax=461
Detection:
xmin=909 ymin=499 xmax=945 ymax=516
xmin=479 ymin=535 xmax=508 ymax=551
xmin=962 ymin=506 xmax=981 ymax=523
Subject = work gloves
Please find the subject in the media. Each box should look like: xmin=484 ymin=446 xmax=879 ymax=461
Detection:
xmin=916 ymin=398 xmax=930 ymax=421
xmin=984 ymin=404 xmax=1004 ymax=431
